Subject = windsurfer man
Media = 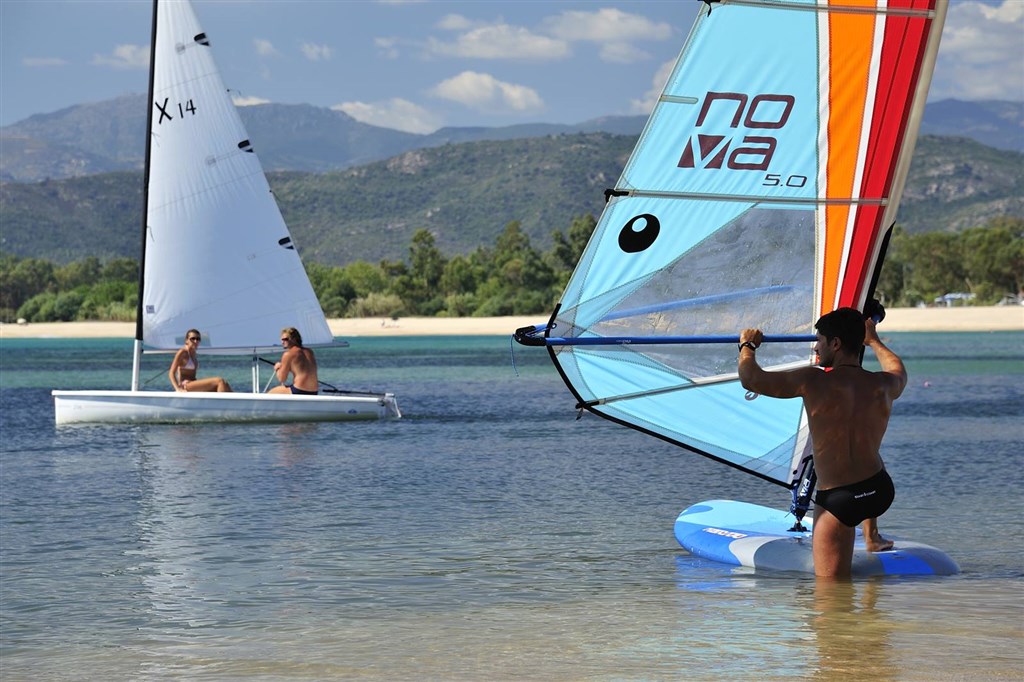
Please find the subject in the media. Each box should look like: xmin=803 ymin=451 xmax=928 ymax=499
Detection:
xmin=269 ymin=327 xmax=319 ymax=395
xmin=737 ymin=308 xmax=907 ymax=578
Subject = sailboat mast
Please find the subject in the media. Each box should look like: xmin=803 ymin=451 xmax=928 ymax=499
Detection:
xmin=131 ymin=0 xmax=160 ymax=391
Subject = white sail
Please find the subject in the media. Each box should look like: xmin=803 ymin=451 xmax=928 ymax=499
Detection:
xmin=142 ymin=0 xmax=332 ymax=352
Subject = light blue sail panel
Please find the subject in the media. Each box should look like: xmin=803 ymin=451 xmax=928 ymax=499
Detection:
xmin=557 ymin=344 xmax=808 ymax=484
xmin=623 ymin=2 xmax=820 ymax=200
xmin=553 ymin=197 xmax=817 ymax=485
xmin=548 ymin=1 xmax=829 ymax=488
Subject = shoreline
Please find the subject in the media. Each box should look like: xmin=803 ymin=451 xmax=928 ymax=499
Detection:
xmin=0 ymin=307 xmax=1021 ymax=340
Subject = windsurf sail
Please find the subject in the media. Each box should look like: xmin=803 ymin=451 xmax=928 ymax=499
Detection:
xmin=516 ymin=0 xmax=947 ymax=489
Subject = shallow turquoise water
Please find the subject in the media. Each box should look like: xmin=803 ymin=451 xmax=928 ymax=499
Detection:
xmin=1 ymin=332 xmax=1021 ymax=680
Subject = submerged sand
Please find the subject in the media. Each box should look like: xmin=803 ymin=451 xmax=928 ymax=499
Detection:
xmin=1 ymin=307 xmax=1021 ymax=339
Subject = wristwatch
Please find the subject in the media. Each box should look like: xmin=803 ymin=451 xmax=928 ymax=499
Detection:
xmin=738 ymin=341 xmax=758 ymax=352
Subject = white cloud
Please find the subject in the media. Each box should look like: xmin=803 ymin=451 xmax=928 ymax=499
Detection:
xmin=332 ymin=98 xmax=440 ymax=134
xmin=541 ymin=9 xmax=672 ymax=65
xmin=543 ymin=8 xmax=672 ymax=44
xmin=629 ymin=59 xmax=675 ymax=115
xmin=427 ymin=23 xmax=568 ymax=60
xmin=92 ymin=44 xmax=149 ymax=70
xmin=375 ymin=37 xmax=401 ymax=59
xmin=430 ymin=71 xmax=544 ymax=114
xmin=436 ymin=13 xmax=474 ymax=31
xmin=933 ymin=0 xmax=1024 ymax=100
xmin=233 ymin=95 xmax=271 ymax=107
xmin=300 ymin=43 xmax=333 ymax=62
xmin=254 ymin=39 xmax=279 ymax=57
xmin=22 ymin=57 xmax=68 ymax=67
xmin=599 ymin=42 xmax=652 ymax=65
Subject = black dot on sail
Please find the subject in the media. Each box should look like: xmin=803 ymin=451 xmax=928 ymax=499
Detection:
xmin=194 ymin=33 xmax=209 ymax=47
xmin=618 ymin=214 xmax=660 ymax=253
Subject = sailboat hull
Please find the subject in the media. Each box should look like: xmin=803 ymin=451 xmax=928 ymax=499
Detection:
xmin=52 ymin=390 xmax=400 ymax=425
xmin=674 ymin=499 xmax=959 ymax=576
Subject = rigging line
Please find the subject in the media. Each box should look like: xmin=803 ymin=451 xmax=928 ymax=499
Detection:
xmin=618 ymin=189 xmax=889 ymax=206
xmin=142 ymin=368 xmax=167 ymax=386
xmin=509 ymin=334 xmax=521 ymax=377
xmin=715 ymin=0 xmax=935 ymax=19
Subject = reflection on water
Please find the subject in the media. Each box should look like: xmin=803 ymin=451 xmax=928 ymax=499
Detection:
xmin=804 ymin=579 xmax=895 ymax=682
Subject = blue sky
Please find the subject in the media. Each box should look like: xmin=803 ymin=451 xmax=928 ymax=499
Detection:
xmin=1 ymin=0 xmax=1021 ymax=132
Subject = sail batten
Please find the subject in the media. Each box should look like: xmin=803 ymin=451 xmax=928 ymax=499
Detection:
xmin=522 ymin=0 xmax=945 ymax=489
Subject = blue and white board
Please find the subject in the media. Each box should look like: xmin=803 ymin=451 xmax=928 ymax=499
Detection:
xmin=674 ymin=500 xmax=959 ymax=576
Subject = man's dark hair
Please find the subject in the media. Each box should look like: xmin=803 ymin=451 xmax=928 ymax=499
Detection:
xmin=815 ymin=307 xmax=864 ymax=354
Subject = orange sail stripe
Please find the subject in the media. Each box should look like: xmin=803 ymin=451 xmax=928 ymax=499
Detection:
xmin=821 ymin=2 xmax=877 ymax=316
xmin=842 ymin=6 xmax=935 ymax=306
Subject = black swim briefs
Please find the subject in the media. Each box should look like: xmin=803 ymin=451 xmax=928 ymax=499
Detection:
xmin=814 ymin=468 xmax=895 ymax=527
xmin=287 ymin=385 xmax=318 ymax=396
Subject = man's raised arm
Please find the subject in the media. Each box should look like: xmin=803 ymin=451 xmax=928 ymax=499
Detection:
xmin=864 ymin=319 xmax=908 ymax=399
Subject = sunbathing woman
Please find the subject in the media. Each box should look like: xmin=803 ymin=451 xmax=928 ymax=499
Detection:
xmin=168 ymin=329 xmax=232 ymax=392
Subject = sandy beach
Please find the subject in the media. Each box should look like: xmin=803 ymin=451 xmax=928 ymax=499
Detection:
xmin=1 ymin=307 xmax=1021 ymax=339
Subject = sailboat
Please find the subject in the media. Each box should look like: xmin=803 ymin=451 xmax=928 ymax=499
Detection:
xmin=515 ymin=0 xmax=955 ymax=575
xmin=53 ymin=0 xmax=400 ymax=425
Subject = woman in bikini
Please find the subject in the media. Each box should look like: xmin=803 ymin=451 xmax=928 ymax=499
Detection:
xmin=168 ymin=329 xmax=232 ymax=392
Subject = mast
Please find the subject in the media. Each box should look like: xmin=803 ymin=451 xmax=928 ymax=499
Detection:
xmin=131 ymin=0 xmax=159 ymax=391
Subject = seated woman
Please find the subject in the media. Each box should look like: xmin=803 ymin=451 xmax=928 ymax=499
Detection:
xmin=168 ymin=329 xmax=232 ymax=392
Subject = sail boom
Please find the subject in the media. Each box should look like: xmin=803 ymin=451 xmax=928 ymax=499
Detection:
xmin=140 ymin=340 xmax=350 ymax=355
xmin=539 ymin=334 xmax=815 ymax=347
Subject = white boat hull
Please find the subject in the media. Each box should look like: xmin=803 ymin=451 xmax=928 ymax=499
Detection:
xmin=53 ymin=390 xmax=401 ymax=425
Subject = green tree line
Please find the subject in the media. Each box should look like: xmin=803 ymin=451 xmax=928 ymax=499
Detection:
xmin=2 ymin=216 xmax=1019 ymax=324
xmin=873 ymin=217 xmax=1022 ymax=307
xmin=0 ymin=215 xmax=597 ymax=323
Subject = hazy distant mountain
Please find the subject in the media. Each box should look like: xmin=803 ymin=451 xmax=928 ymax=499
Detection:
xmin=920 ymin=100 xmax=1024 ymax=153
xmin=6 ymin=95 xmax=1014 ymax=183
xmin=2 ymin=131 xmax=1020 ymax=267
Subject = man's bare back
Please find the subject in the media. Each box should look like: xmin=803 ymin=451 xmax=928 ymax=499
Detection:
xmin=269 ymin=327 xmax=319 ymax=395
xmin=798 ymin=365 xmax=892 ymax=490
xmin=737 ymin=309 xmax=907 ymax=577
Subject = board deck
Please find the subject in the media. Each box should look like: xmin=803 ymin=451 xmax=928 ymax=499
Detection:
xmin=674 ymin=500 xmax=959 ymax=576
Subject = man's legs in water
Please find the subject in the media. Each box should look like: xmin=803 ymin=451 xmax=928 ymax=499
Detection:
xmin=813 ymin=504 xmax=856 ymax=578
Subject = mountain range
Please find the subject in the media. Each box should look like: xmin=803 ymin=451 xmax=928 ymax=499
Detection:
xmin=1 ymin=97 xmax=1021 ymax=267
xmin=2 ymin=96 xmax=1020 ymax=183
xmin=2 ymin=128 xmax=1021 ymax=267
